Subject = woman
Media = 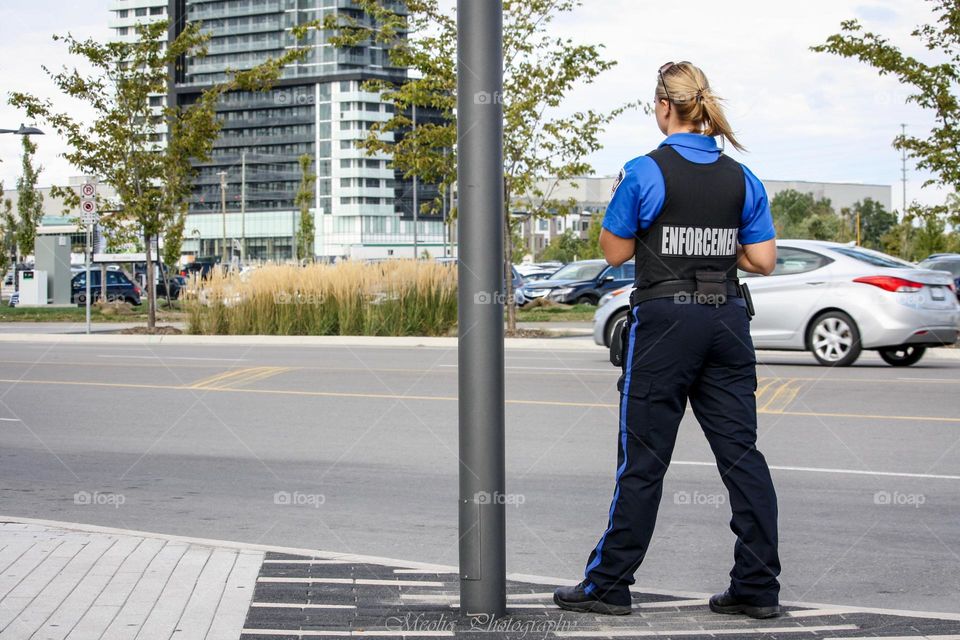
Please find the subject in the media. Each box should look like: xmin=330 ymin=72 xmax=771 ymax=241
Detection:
xmin=553 ymin=62 xmax=781 ymax=619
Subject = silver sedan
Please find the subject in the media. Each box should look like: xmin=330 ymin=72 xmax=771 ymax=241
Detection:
xmin=593 ymin=240 xmax=960 ymax=367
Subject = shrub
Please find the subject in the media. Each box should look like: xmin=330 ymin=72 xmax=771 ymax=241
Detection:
xmin=184 ymin=261 xmax=458 ymax=336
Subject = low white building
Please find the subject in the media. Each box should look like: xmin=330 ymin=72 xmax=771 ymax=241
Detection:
xmin=513 ymin=176 xmax=893 ymax=256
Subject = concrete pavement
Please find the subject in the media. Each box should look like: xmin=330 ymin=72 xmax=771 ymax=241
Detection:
xmin=0 ymin=340 xmax=958 ymax=618
xmin=0 ymin=520 xmax=262 ymax=639
xmin=1 ymin=517 xmax=959 ymax=639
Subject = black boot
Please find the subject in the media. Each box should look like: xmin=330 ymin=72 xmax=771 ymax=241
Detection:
xmin=709 ymin=589 xmax=781 ymax=619
xmin=553 ymin=582 xmax=632 ymax=616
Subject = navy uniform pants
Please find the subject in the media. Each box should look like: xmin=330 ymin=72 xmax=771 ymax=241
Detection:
xmin=583 ymin=298 xmax=781 ymax=606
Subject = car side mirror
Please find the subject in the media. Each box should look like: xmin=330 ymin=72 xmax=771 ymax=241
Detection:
xmin=602 ymin=275 xmax=615 ymax=283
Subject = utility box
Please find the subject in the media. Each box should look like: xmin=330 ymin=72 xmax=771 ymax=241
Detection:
xmin=18 ymin=270 xmax=48 ymax=306
xmin=34 ymin=234 xmax=73 ymax=305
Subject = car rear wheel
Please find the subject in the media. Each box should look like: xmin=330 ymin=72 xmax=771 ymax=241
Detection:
xmin=605 ymin=309 xmax=630 ymax=348
xmin=808 ymin=311 xmax=862 ymax=367
xmin=878 ymin=345 xmax=926 ymax=367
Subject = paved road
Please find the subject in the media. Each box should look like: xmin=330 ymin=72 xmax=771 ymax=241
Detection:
xmin=0 ymin=340 xmax=957 ymax=616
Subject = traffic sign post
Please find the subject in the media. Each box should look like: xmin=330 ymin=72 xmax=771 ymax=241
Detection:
xmin=80 ymin=181 xmax=98 ymax=335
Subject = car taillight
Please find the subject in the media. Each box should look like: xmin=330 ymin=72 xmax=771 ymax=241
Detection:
xmin=134 ymin=286 xmax=142 ymax=295
xmin=853 ymin=276 xmax=924 ymax=293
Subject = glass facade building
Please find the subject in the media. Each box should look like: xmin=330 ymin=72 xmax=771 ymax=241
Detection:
xmin=109 ymin=0 xmax=449 ymax=262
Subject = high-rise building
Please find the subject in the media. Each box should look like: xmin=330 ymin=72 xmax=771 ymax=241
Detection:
xmin=108 ymin=0 xmax=449 ymax=263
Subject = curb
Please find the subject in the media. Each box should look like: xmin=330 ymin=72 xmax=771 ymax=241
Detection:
xmin=2 ymin=515 xmax=959 ymax=623
xmin=1 ymin=331 xmax=958 ymax=360
xmin=0 ymin=332 xmax=604 ymax=350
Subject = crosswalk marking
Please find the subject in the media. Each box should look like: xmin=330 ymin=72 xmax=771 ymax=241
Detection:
xmin=250 ymin=602 xmax=357 ymax=610
xmin=257 ymin=577 xmax=446 ymax=587
xmin=555 ymin=624 xmax=858 ymax=637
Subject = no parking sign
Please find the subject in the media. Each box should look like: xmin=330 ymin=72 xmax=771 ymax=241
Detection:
xmin=80 ymin=181 xmax=98 ymax=225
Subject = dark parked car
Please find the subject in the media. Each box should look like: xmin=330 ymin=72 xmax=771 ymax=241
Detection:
xmin=72 ymin=270 xmax=142 ymax=305
xmin=132 ymin=262 xmax=184 ymax=298
xmin=440 ymin=259 xmax=523 ymax=292
xmin=514 ymin=260 xmax=635 ymax=306
xmin=918 ymin=256 xmax=960 ymax=301
xmin=154 ymin=273 xmax=186 ymax=299
xmin=181 ymin=258 xmax=220 ymax=280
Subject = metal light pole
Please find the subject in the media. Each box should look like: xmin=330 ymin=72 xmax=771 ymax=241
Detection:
xmin=218 ymin=171 xmax=228 ymax=265
xmin=457 ymin=0 xmax=506 ymax=619
xmin=412 ymin=103 xmax=419 ymax=259
xmin=241 ymin=151 xmax=247 ymax=265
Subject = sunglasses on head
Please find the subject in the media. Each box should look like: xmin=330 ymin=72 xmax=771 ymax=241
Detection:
xmin=658 ymin=61 xmax=691 ymax=103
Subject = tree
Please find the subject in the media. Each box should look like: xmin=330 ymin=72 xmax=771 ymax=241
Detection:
xmin=851 ymin=198 xmax=897 ymax=249
xmin=10 ymin=20 xmax=316 ymax=328
xmin=0 ymin=182 xmax=13 ymax=277
xmin=580 ymin=211 xmax=604 ymax=260
xmin=14 ymin=135 xmax=44 ymax=282
xmin=813 ymin=1 xmax=960 ymax=225
xmin=295 ymin=154 xmax=317 ymax=263
xmin=910 ymin=206 xmax=950 ymax=259
xmin=540 ymin=229 xmax=586 ymax=263
xmin=324 ymin=0 xmax=639 ymax=333
xmin=769 ymin=189 xmax=839 ymax=240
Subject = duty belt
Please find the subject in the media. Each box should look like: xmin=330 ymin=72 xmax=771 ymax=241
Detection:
xmin=629 ymin=277 xmax=742 ymax=307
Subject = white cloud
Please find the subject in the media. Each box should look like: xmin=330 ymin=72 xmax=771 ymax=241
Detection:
xmin=546 ymin=0 xmax=946 ymax=209
xmin=0 ymin=1 xmax=110 ymax=194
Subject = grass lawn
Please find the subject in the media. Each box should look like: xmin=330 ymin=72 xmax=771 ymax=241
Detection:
xmin=0 ymin=299 xmax=185 ymax=323
xmin=514 ymin=303 xmax=596 ymax=323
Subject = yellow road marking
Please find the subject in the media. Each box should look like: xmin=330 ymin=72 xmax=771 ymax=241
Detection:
xmin=759 ymin=379 xmax=805 ymax=414
xmin=755 ymin=378 xmax=779 ymax=406
xmin=0 ymin=377 xmax=958 ymax=424
xmin=190 ymin=366 xmax=292 ymax=390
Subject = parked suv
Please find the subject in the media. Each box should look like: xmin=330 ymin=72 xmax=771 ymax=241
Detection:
xmin=515 ymin=260 xmax=635 ymax=306
xmin=72 ymin=270 xmax=142 ymax=305
xmin=918 ymin=256 xmax=960 ymax=301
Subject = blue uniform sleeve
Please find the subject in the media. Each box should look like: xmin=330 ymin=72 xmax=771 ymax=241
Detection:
xmin=739 ymin=165 xmax=776 ymax=245
xmin=602 ymin=157 xmax=666 ymax=238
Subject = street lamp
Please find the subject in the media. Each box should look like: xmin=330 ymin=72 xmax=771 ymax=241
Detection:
xmin=0 ymin=124 xmax=44 ymax=136
xmin=2 ymin=124 xmax=45 ymax=293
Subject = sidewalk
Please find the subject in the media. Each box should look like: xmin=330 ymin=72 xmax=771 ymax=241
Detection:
xmin=2 ymin=517 xmax=959 ymax=640
xmin=0 ymin=520 xmax=261 ymax=639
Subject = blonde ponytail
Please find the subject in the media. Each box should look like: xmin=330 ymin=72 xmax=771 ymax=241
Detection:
xmin=656 ymin=62 xmax=745 ymax=152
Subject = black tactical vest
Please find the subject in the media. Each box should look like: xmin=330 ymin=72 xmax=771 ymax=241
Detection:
xmin=634 ymin=145 xmax=745 ymax=289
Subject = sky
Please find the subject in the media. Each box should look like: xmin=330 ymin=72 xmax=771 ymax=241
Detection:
xmin=0 ymin=0 xmax=951 ymax=210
